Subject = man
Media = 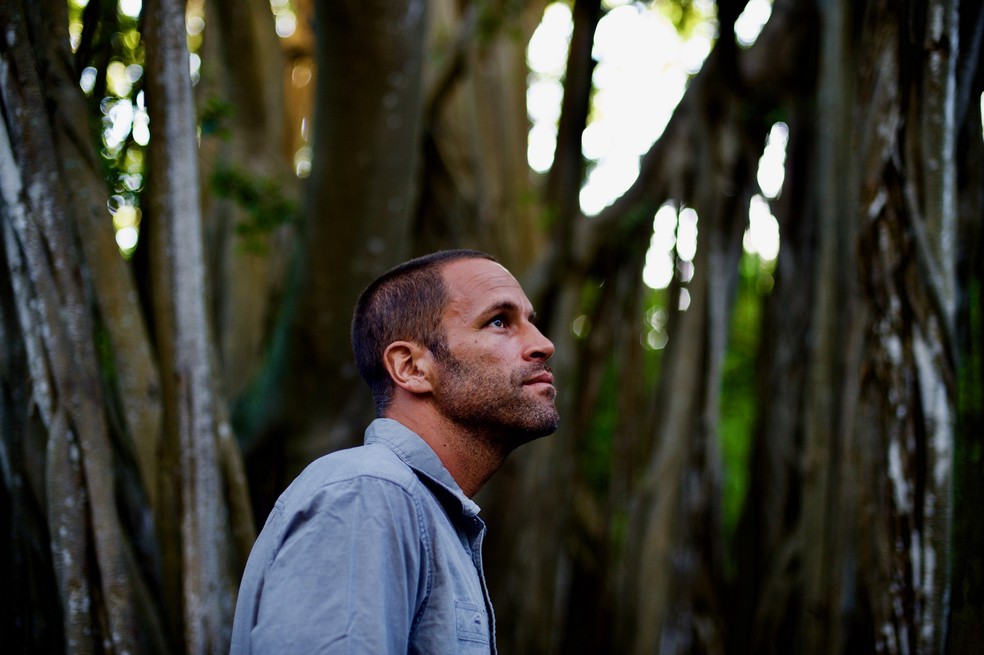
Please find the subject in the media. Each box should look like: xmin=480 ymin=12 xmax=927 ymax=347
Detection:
xmin=230 ymin=250 xmax=559 ymax=653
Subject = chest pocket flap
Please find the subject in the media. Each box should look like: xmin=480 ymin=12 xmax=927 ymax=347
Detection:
xmin=455 ymin=600 xmax=489 ymax=644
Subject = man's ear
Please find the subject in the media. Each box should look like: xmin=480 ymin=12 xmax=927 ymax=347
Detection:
xmin=382 ymin=341 xmax=435 ymax=395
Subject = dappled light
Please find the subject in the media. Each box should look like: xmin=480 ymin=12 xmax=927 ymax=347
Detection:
xmin=68 ymin=0 xmax=216 ymax=255
xmin=112 ymin=203 xmax=141 ymax=252
xmin=571 ymin=313 xmax=590 ymax=339
xmin=643 ymin=203 xmax=679 ymax=289
xmin=68 ymin=0 xmax=147 ymax=256
xmin=527 ymin=1 xmax=714 ymax=214
xmin=271 ymin=0 xmax=298 ymax=38
xmin=735 ymin=0 xmax=773 ymax=47
xmin=291 ymin=63 xmax=313 ymax=88
xmin=644 ymin=305 xmax=669 ymax=350
xmin=103 ymin=97 xmax=135 ymax=149
xmin=120 ymin=0 xmax=141 ymax=18
xmin=676 ymin=207 xmax=698 ymax=262
xmin=644 ymin=101 xmax=785 ymax=297
xmin=132 ymin=94 xmax=150 ymax=146
xmin=79 ymin=66 xmax=96 ymax=93
xmin=580 ymin=4 xmax=690 ymax=213
xmin=526 ymin=2 xmax=571 ymax=172
xmin=757 ymin=121 xmax=788 ymax=199
xmin=642 ymin=204 xmax=699 ymax=292
xmin=187 ymin=1 xmax=205 ymax=83
xmin=745 ymin=196 xmax=780 ymax=262
xmin=583 ymin=3 xmax=713 ymax=214
xmin=294 ymin=145 xmax=313 ymax=178
xmin=742 ymin=121 xmax=788 ymax=265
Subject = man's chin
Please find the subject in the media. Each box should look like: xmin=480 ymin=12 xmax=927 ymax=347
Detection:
xmin=518 ymin=408 xmax=560 ymax=441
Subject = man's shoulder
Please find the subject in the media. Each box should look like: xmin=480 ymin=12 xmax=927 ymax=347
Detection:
xmin=280 ymin=441 xmax=418 ymax=505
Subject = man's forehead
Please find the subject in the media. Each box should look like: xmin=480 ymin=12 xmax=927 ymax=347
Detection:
xmin=441 ymin=258 xmax=530 ymax=311
xmin=443 ymin=257 xmax=511 ymax=282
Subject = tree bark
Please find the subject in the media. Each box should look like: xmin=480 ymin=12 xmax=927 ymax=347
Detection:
xmin=850 ymin=1 xmax=959 ymax=652
xmin=199 ymin=0 xmax=295 ymax=407
xmin=143 ymin=0 xmax=248 ymax=650
xmin=263 ymin=0 xmax=429 ymax=490
xmin=1 ymin=1 xmax=169 ymax=651
xmin=418 ymin=0 xmax=547 ymax=271
xmin=948 ymin=26 xmax=984 ymax=649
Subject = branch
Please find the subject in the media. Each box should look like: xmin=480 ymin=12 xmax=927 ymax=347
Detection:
xmin=575 ymin=0 xmax=817 ymax=276
xmin=424 ymin=3 xmax=479 ymax=122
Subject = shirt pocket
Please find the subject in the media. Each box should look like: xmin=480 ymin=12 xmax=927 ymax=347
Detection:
xmin=455 ymin=600 xmax=490 ymax=645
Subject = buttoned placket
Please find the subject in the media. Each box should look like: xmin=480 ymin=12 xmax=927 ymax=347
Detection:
xmin=463 ymin=513 xmax=496 ymax=654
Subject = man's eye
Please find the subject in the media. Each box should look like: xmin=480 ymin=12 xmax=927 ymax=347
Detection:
xmin=489 ymin=317 xmax=506 ymax=329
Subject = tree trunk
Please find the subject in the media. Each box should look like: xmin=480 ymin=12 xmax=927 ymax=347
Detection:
xmin=198 ymin=0 xmax=295 ymax=407
xmin=948 ymin=14 xmax=984 ymax=646
xmin=849 ymin=1 xmax=959 ymax=652
xmin=418 ymin=0 xmax=548 ymax=271
xmin=261 ymin=0 xmax=429 ymax=493
xmin=790 ymin=1 xmax=862 ymax=653
xmin=622 ymin=79 xmax=762 ymax=655
xmin=143 ymin=0 xmax=251 ymax=650
xmin=1 ymin=0 xmax=170 ymax=651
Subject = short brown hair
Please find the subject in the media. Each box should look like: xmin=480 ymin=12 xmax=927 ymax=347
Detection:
xmin=351 ymin=249 xmax=496 ymax=414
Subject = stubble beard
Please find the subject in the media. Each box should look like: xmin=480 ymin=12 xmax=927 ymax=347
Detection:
xmin=433 ymin=352 xmax=560 ymax=454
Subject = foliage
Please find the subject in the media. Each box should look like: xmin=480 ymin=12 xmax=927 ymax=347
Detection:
xmin=582 ymin=357 xmax=619 ymax=495
xmin=199 ymin=98 xmax=235 ymax=140
xmin=476 ymin=0 xmax=529 ymax=44
xmin=651 ymin=0 xmax=715 ymax=37
xmin=65 ymin=0 xmax=214 ymax=257
xmin=70 ymin=0 xmax=148 ymax=253
xmin=951 ymin=277 xmax=984 ymax=647
xmin=957 ymin=279 xmax=982 ymax=421
xmin=719 ymin=251 xmax=771 ymax=546
xmin=198 ymin=96 xmax=296 ymax=251
xmin=210 ymin=165 xmax=298 ymax=253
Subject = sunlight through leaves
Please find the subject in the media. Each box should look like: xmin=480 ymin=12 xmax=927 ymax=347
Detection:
xmin=734 ymin=0 xmax=772 ymax=47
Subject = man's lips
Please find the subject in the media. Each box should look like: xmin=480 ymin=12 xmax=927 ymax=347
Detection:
xmin=523 ymin=371 xmax=555 ymax=386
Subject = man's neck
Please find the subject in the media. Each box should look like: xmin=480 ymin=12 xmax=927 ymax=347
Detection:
xmin=383 ymin=405 xmax=507 ymax=498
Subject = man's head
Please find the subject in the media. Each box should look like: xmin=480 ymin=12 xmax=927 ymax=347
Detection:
xmin=352 ymin=251 xmax=559 ymax=447
xmin=352 ymin=249 xmax=496 ymax=414
xmin=426 ymin=256 xmax=559 ymax=447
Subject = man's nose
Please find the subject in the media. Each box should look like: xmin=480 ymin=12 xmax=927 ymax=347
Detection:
xmin=524 ymin=325 xmax=555 ymax=361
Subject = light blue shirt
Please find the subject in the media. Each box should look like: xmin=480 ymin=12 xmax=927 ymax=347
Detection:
xmin=230 ymin=418 xmax=496 ymax=654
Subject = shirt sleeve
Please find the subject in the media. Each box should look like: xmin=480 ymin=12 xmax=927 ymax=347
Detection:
xmin=249 ymin=476 xmax=427 ymax=653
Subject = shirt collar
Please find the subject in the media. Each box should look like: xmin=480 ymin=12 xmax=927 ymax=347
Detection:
xmin=364 ymin=418 xmax=482 ymax=518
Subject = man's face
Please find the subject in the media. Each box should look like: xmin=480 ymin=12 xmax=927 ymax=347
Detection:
xmin=430 ymin=258 xmax=559 ymax=449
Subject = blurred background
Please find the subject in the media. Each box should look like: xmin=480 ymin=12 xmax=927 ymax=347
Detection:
xmin=1 ymin=0 xmax=982 ymax=653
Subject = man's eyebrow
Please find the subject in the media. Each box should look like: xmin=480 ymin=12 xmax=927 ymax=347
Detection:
xmin=480 ymin=300 xmax=536 ymax=321
xmin=481 ymin=300 xmax=519 ymax=316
